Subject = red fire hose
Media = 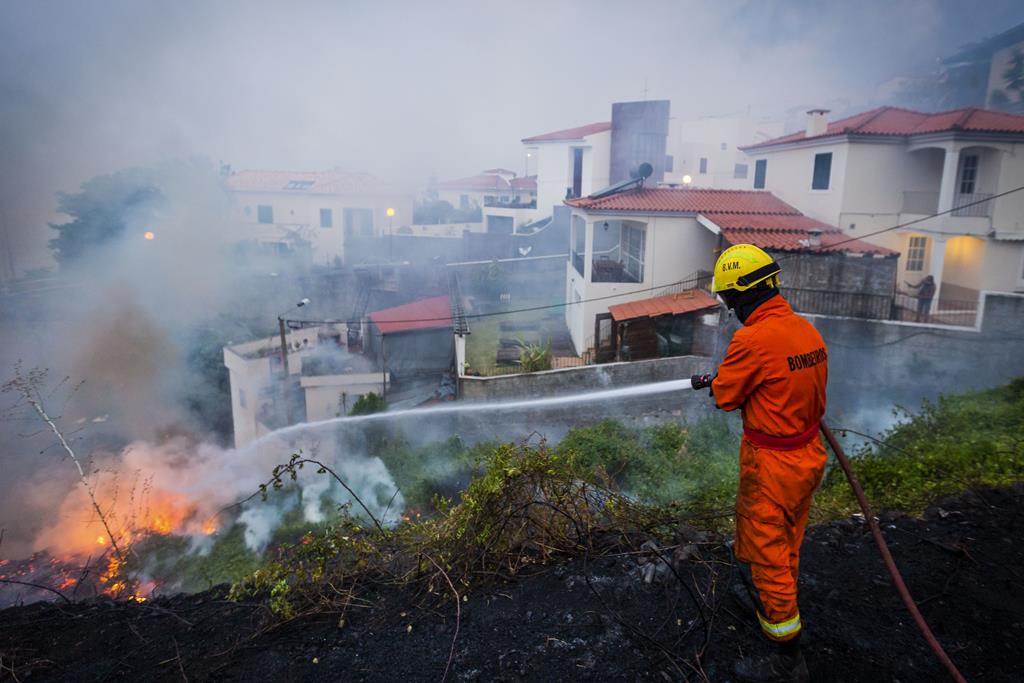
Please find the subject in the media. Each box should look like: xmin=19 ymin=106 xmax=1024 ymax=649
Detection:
xmin=820 ymin=423 xmax=967 ymax=683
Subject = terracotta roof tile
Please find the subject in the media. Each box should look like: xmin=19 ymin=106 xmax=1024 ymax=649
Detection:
xmin=704 ymin=213 xmax=899 ymax=256
xmin=510 ymin=176 xmax=537 ymax=190
xmin=566 ymin=187 xmax=800 ymax=214
xmin=742 ymin=106 xmax=1024 ymax=151
xmin=609 ymin=289 xmax=719 ymax=322
xmin=368 ymin=296 xmax=452 ymax=335
xmin=522 ymin=122 xmax=611 ymax=143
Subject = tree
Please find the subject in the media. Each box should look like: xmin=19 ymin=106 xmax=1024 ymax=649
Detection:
xmin=48 ymin=168 xmax=164 ymax=268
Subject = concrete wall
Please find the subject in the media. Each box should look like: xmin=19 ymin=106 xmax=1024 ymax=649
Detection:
xmin=530 ymin=130 xmax=611 ymax=215
xmin=458 ymin=354 xmax=717 ymax=427
xmin=803 ymin=291 xmax=1024 ymax=430
xmin=747 ymin=140 xmax=849 ymax=224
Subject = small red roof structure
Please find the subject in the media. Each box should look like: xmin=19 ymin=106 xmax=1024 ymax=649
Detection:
xmin=566 ymin=187 xmax=798 ymax=214
xmin=437 ymin=174 xmax=512 ymax=191
xmin=482 ymin=168 xmax=516 ymax=175
xmin=510 ymin=176 xmax=538 ymax=191
xmin=522 ymin=122 xmax=611 ymax=143
xmin=225 ymin=169 xmax=393 ymax=195
xmin=609 ymin=289 xmax=719 ymax=322
xmin=368 ymin=296 xmax=452 ymax=335
xmin=742 ymin=106 xmax=1024 ymax=151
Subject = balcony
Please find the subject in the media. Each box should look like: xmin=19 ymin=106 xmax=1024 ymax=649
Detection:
xmin=952 ymin=192 xmax=993 ymax=218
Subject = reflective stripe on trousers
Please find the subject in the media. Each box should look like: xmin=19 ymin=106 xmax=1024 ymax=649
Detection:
xmin=757 ymin=610 xmax=802 ymax=641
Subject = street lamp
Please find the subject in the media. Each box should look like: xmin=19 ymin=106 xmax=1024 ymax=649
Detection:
xmin=525 ymin=152 xmax=532 ymax=178
xmin=682 ymin=174 xmax=692 ymax=187
xmin=386 ymin=207 xmax=396 ymax=261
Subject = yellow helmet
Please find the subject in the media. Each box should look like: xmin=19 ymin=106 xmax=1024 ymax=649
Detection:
xmin=712 ymin=244 xmax=781 ymax=293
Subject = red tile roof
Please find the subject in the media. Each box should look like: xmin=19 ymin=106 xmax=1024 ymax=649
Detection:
xmin=609 ymin=289 xmax=719 ymax=322
xmin=437 ymin=174 xmax=512 ymax=191
xmin=742 ymin=106 xmax=1024 ymax=151
xmin=705 ymin=213 xmax=899 ymax=256
xmin=566 ymin=187 xmax=799 ymax=214
xmin=510 ymin=176 xmax=537 ymax=191
xmin=225 ymin=169 xmax=395 ymax=194
xmin=368 ymin=296 xmax=452 ymax=335
xmin=522 ymin=122 xmax=611 ymax=143
xmin=482 ymin=168 xmax=516 ymax=175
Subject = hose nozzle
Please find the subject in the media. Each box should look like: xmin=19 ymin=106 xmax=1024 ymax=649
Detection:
xmin=691 ymin=374 xmax=713 ymax=391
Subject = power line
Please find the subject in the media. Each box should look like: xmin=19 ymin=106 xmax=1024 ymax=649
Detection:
xmin=286 ymin=186 xmax=1024 ymax=328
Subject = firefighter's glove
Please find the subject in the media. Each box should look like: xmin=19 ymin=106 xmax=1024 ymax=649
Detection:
xmin=691 ymin=374 xmax=714 ymax=392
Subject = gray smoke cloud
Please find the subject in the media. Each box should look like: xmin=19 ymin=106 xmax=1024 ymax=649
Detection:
xmin=2 ymin=0 xmax=1021 ymax=272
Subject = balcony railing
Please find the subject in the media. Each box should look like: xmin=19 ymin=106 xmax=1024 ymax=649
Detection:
xmin=591 ymin=258 xmax=641 ymax=283
xmin=901 ymin=191 xmax=939 ymax=215
xmin=952 ymin=193 xmax=993 ymax=218
xmin=484 ymin=199 xmax=537 ymax=209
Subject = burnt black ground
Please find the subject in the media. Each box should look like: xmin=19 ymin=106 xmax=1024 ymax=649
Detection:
xmin=1 ymin=485 xmax=1022 ymax=682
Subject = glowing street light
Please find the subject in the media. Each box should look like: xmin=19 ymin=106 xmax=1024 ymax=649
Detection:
xmin=386 ymin=207 xmax=396 ymax=261
xmin=144 ymin=231 xmax=155 ymax=241
xmin=682 ymin=174 xmax=693 ymax=187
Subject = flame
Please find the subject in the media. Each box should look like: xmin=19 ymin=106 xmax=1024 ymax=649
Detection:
xmin=96 ymin=535 xmax=107 ymax=546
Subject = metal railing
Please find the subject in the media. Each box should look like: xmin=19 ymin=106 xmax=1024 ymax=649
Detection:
xmin=783 ymin=287 xmax=895 ymax=320
xmin=467 ymin=353 xmax=592 ymax=377
xmin=484 ymin=199 xmax=537 ymax=209
xmin=952 ymin=192 xmax=993 ymax=218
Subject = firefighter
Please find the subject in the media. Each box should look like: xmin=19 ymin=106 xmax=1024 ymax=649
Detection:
xmin=691 ymin=244 xmax=827 ymax=683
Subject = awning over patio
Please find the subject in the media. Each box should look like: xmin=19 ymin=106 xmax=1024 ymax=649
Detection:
xmin=608 ymin=289 xmax=719 ymax=322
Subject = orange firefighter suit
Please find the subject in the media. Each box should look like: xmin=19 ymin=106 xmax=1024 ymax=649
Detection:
xmin=711 ymin=295 xmax=828 ymax=642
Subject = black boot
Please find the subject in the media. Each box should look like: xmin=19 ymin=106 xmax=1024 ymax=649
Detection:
xmin=734 ymin=637 xmax=808 ymax=683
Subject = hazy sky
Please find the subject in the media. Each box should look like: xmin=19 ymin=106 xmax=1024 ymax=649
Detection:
xmin=1 ymin=0 xmax=1021 ymax=271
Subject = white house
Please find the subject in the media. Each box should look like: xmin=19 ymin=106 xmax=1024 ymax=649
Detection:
xmin=224 ymin=327 xmax=386 ymax=448
xmin=522 ymin=122 xmax=612 ymax=217
xmin=563 ymin=186 xmax=894 ymax=354
xmin=666 ymin=114 xmax=784 ymax=190
xmin=225 ymin=169 xmax=414 ymax=266
xmin=435 ymin=171 xmax=519 ymax=211
xmin=739 ymin=106 xmax=1024 ymax=305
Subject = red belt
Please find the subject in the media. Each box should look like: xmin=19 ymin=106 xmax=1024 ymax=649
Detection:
xmin=743 ymin=421 xmax=821 ymax=451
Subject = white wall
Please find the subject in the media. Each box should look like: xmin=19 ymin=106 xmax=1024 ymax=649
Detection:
xmin=229 ymin=190 xmax=414 ymax=265
xmin=301 ymin=373 xmax=387 ymax=421
xmin=668 ymin=115 xmax=784 ymax=190
xmin=531 ymin=130 xmax=611 ymax=216
xmin=747 ymin=141 xmax=849 ymax=225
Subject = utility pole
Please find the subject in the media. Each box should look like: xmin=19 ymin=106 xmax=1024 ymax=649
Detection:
xmin=277 ymin=298 xmax=310 ymax=425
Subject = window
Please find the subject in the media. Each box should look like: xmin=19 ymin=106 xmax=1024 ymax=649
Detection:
xmin=286 ymin=180 xmax=314 ymax=190
xmin=665 ymin=155 xmax=674 ymax=172
xmin=733 ymin=163 xmax=749 ymax=179
xmin=320 ymin=208 xmax=333 ymax=228
xmin=812 ymin=152 xmax=832 ymax=190
xmin=622 ymin=224 xmax=646 ymax=282
xmin=753 ymin=159 xmax=767 ymax=189
xmin=571 ymin=148 xmax=584 ymax=199
xmin=238 ymin=388 xmax=247 ymax=408
xmin=906 ymin=236 xmax=928 ymax=272
xmin=720 ymin=142 xmax=727 ymax=151
xmin=699 ymin=157 xmax=708 ymax=174
xmin=257 ymin=205 xmax=273 ymax=224
xmin=959 ymin=155 xmax=979 ymax=194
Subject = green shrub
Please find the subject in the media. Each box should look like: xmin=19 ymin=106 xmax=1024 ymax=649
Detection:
xmin=350 ymin=392 xmax=386 ymax=416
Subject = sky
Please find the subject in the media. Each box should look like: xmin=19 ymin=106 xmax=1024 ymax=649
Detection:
xmin=1 ymin=0 xmax=1022 ymax=273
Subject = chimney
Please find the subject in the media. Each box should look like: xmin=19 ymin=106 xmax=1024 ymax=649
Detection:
xmin=807 ymin=228 xmax=822 ymax=248
xmin=805 ymin=109 xmax=830 ymax=138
